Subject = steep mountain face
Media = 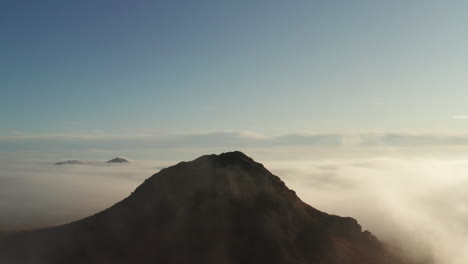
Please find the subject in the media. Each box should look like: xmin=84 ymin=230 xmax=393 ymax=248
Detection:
xmin=0 ymin=152 xmax=407 ymax=264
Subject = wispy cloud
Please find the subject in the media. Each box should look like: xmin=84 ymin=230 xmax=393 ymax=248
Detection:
xmin=5 ymin=131 xmax=468 ymax=161
xmin=453 ymin=115 xmax=468 ymax=119
xmin=0 ymin=131 xmax=345 ymax=161
xmin=0 ymin=131 xmax=343 ymax=148
xmin=360 ymin=132 xmax=468 ymax=147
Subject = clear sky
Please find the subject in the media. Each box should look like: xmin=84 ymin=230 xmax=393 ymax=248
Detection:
xmin=2 ymin=0 xmax=468 ymax=140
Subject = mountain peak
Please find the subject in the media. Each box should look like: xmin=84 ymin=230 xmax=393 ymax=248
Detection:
xmin=130 ymin=151 xmax=285 ymax=202
xmin=215 ymin=151 xmax=263 ymax=167
xmin=217 ymin=150 xmax=254 ymax=161
xmin=192 ymin=151 xmax=254 ymax=163
xmin=191 ymin=151 xmax=267 ymax=172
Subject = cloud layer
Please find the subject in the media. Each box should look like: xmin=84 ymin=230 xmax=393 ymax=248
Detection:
xmin=0 ymin=144 xmax=468 ymax=264
xmin=266 ymin=158 xmax=468 ymax=264
xmin=0 ymin=157 xmax=169 ymax=229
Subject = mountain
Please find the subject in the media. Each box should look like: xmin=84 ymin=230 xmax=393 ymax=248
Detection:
xmin=55 ymin=158 xmax=129 ymax=165
xmin=0 ymin=151 xmax=409 ymax=264
xmin=55 ymin=160 xmax=84 ymax=165
xmin=107 ymin=157 xmax=129 ymax=163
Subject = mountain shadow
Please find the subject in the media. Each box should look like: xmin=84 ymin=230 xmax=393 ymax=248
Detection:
xmin=0 ymin=151 xmax=411 ymax=264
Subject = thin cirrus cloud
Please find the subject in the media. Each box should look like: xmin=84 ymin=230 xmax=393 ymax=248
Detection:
xmin=0 ymin=131 xmax=345 ymax=161
xmin=4 ymin=131 xmax=468 ymax=159
xmin=0 ymin=131 xmax=343 ymax=149
xmin=359 ymin=133 xmax=468 ymax=147
xmin=453 ymin=115 xmax=468 ymax=119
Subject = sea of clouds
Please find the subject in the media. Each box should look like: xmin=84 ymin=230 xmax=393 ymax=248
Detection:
xmin=266 ymin=157 xmax=468 ymax=264
xmin=0 ymin=156 xmax=170 ymax=230
xmin=1 ymin=132 xmax=468 ymax=263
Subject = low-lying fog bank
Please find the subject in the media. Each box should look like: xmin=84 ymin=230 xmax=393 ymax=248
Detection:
xmin=266 ymin=157 xmax=468 ymax=264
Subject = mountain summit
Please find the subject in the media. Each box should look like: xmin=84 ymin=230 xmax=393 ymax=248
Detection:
xmin=0 ymin=151 xmax=408 ymax=264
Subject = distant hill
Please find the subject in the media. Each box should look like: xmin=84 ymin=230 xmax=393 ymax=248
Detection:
xmin=0 ymin=151 xmax=410 ymax=264
xmin=106 ymin=157 xmax=129 ymax=163
xmin=55 ymin=158 xmax=129 ymax=165
xmin=55 ymin=160 xmax=83 ymax=165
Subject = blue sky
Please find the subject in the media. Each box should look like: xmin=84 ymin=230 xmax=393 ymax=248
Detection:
xmin=2 ymin=0 xmax=468 ymax=150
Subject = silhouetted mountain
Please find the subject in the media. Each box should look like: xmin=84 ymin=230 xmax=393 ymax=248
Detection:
xmin=0 ymin=151 xmax=410 ymax=264
xmin=107 ymin=157 xmax=129 ymax=163
xmin=55 ymin=160 xmax=83 ymax=165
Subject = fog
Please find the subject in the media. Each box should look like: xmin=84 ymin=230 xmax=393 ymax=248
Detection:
xmin=0 ymin=156 xmax=169 ymax=230
xmin=266 ymin=157 xmax=468 ymax=264
xmin=1 ymin=153 xmax=468 ymax=263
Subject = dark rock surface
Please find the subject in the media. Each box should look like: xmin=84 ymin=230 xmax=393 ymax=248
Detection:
xmin=0 ymin=151 xmax=409 ymax=264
